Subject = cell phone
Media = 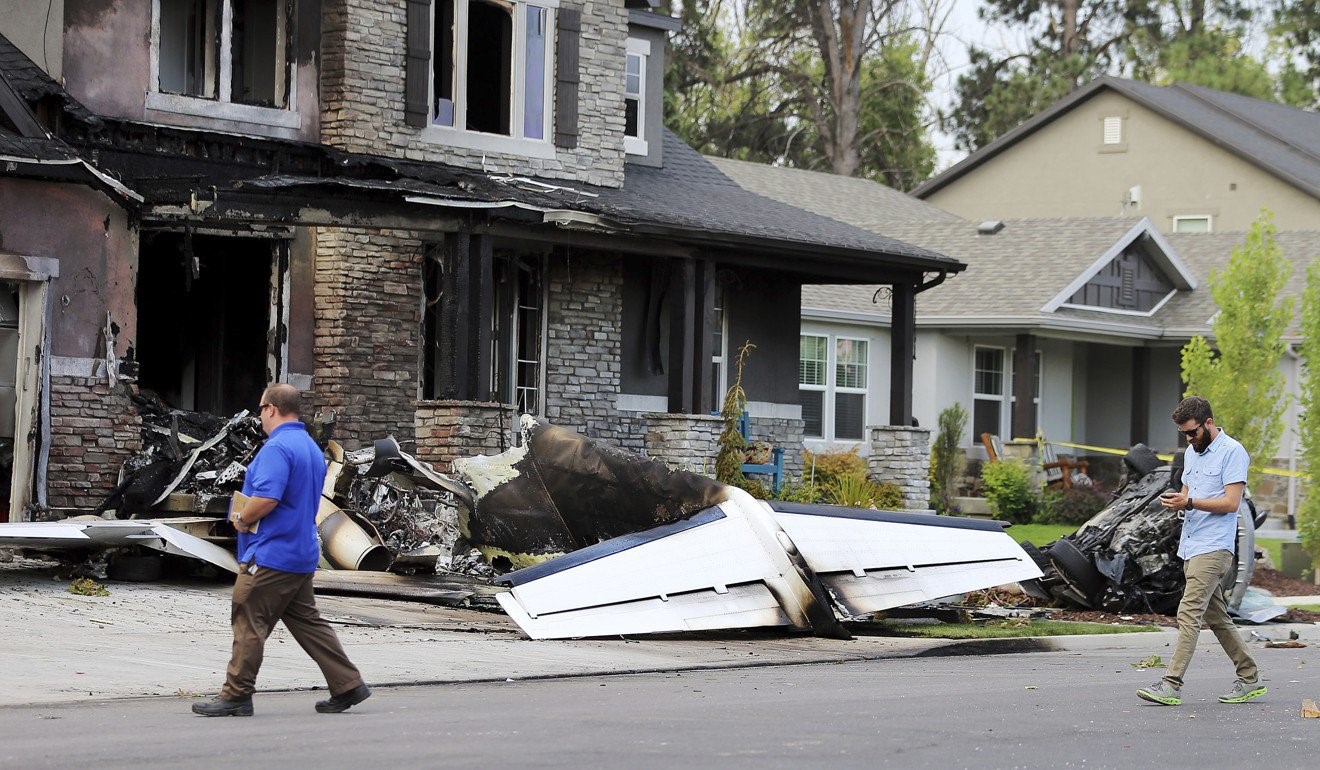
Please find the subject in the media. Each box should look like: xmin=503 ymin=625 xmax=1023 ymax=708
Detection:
xmin=1158 ymin=492 xmax=1176 ymax=499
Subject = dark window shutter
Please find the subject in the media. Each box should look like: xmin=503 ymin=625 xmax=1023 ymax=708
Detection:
xmin=554 ymin=6 xmax=581 ymax=148
xmin=404 ymin=0 xmax=431 ymax=128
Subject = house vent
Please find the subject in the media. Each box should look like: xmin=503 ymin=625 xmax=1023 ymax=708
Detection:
xmin=977 ymin=220 xmax=1004 ymax=235
xmin=1103 ymin=116 xmax=1123 ymax=145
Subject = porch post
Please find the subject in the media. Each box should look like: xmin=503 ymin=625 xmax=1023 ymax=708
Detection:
xmin=468 ymin=234 xmax=494 ymax=401
xmin=889 ymin=280 xmax=915 ymax=425
xmin=667 ymin=257 xmax=697 ymax=413
xmin=1011 ymin=333 xmax=1036 ymax=439
xmin=1130 ymin=346 xmax=1150 ymax=446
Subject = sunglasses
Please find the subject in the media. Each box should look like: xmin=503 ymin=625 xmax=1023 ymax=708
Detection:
xmin=1179 ymin=423 xmax=1203 ymax=438
xmin=258 ymin=402 xmax=273 ymax=413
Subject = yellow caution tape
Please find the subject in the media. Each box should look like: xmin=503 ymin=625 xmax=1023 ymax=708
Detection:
xmin=1011 ymin=438 xmax=1305 ymax=479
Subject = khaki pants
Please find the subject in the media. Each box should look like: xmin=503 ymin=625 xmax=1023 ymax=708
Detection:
xmin=220 ymin=565 xmax=364 ymax=701
xmin=1163 ymin=549 xmax=1258 ymax=688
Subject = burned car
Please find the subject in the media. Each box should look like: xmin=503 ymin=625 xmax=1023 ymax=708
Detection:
xmin=1021 ymin=444 xmax=1274 ymax=620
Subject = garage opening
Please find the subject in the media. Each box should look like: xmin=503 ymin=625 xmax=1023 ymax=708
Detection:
xmin=136 ymin=232 xmax=279 ymax=416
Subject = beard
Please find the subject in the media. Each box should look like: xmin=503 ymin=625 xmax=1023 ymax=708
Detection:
xmin=1191 ymin=431 xmax=1212 ymax=453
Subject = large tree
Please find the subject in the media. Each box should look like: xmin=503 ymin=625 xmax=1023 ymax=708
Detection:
xmin=1180 ymin=211 xmax=1293 ymax=489
xmin=946 ymin=1 xmax=1298 ymax=152
xmin=664 ymin=1 xmax=941 ymax=189
xmin=1271 ymin=0 xmax=1320 ymax=108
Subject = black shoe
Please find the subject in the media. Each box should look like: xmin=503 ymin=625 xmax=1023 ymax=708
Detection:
xmin=315 ymin=683 xmax=371 ymax=713
xmin=191 ymin=696 xmax=254 ymax=717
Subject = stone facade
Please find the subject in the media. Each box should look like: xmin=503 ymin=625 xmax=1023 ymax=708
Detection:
xmin=416 ymin=401 xmax=519 ymax=470
xmin=311 ymin=226 xmax=425 ymax=448
xmin=868 ymin=425 xmax=933 ymax=511
xmin=743 ymin=415 xmax=806 ymax=481
xmin=320 ymin=0 xmax=628 ymax=188
xmin=643 ymin=413 xmax=722 ymax=475
xmin=541 ymin=250 xmax=646 ymax=451
xmin=46 ymin=378 xmax=142 ymax=513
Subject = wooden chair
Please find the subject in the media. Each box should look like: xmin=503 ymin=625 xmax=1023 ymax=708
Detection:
xmin=1040 ymin=439 xmax=1089 ymax=490
xmin=738 ymin=412 xmax=784 ymax=493
xmin=980 ymin=433 xmax=1003 ymax=462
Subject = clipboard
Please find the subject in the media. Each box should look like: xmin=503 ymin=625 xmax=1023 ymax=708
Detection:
xmin=229 ymin=491 xmax=258 ymax=533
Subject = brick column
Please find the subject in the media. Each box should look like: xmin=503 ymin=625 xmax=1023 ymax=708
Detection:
xmin=415 ymin=401 xmax=518 ymax=472
xmin=868 ymin=425 xmax=933 ymax=511
xmin=643 ymin=413 xmax=722 ymax=476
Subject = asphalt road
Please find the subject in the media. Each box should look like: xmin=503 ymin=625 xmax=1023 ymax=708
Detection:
xmin=1 ymin=645 xmax=1313 ymax=769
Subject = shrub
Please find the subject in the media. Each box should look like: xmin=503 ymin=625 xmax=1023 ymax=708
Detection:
xmin=768 ymin=481 xmax=821 ymax=504
xmin=980 ymin=459 xmax=1039 ymax=524
xmin=930 ymin=404 xmax=968 ymax=514
xmin=802 ymin=447 xmax=868 ymax=490
xmin=822 ymin=472 xmax=904 ymax=510
xmin=1036 ymin=485 xmax=1109 ymax=526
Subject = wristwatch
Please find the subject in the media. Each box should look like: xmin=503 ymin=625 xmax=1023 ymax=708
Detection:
xmin=1184 ymin=497 xmax=1194 ymax=511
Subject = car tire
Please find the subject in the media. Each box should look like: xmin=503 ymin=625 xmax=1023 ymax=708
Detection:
xmin=1046 ymin=538 xmax=1105 ymax=605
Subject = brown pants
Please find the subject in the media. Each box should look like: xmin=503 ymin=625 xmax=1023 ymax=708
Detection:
xmin=220 ymin=565 xmax=364 ymax=701
xmin=1163 ymin=549 xmax=1259 ymax=688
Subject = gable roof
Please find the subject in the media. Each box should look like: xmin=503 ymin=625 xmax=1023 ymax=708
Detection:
xmin=1040 ymin=218 xmax=1195 ymax=311
xmin=912 ymin=76 xmax=1320 ymax=201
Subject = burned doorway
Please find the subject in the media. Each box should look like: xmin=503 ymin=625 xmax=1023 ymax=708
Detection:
xmin=136 ymin=232 xmax=285 ymax=416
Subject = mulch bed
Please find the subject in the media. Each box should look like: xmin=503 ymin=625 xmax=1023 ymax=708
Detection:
xmin=985 ymin=568 xmax=1320 ymax=628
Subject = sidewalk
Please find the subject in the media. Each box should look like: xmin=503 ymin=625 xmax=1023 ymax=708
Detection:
xmin=2 ymin=560 xmax=1314 ymax=707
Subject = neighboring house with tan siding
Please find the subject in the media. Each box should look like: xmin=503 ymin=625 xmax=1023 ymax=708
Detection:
xmin=712 ymin=155 xmax=1314 ymax=521
xmin=911 ymin=77 xmax=1320 ymax=234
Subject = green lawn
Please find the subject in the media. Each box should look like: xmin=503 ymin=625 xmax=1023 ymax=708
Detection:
xmin=1004 ymin=523 xmax=1077 ymax=546
xmin=1255 ymin=538 xmax=1287 ymax=572
xmin=875 ymin=619 xmax=1159 ymax=639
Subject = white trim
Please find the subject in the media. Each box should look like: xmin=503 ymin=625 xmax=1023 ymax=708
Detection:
xmin=624 ymin=137 xmax=649 ymax=155
xmin=745 ymin=401 xmax=802 ymax=420
xmin=146 ymin=92 xmax=303 ymax=128
xmin=1057 ymin=286 xmax=1177 ymax=318
xmin=1040 ymin=218 xmax=1196 ymax=313
xmin=624 ymin=37 xmax=649 ymax=155
xmin=419 ymin=125 xmax=558 ymax=160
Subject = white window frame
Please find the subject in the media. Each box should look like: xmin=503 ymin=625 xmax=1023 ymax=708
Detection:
xmin=831 ymin=336 xmax=869 ymax=442
xmin=148 ymin=0 xmax=300 ymax=129
xmin=972 ymin=345 xmax=1006 ymax=441
xmin=711 ymin=286 xmax=727 ymax=407
xmin=421 ymin=0 xmax=558 ymax=160
xmin=799 ymin=334 xmax=828 ymax=440
xmin=1172 ymin=215 xmax=1213 ymax=233
xmin=799 ymin=333 xmax=869 ymax=444
xmin=623 ymin=37 xmax=650 ymax=156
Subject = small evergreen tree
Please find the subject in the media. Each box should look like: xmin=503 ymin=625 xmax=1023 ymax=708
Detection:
xmin=1298 ymin=262 xmax=1320 ymax=562
xmin=715 ymin=342 xmax=755 ymax=486
xmin=1180 ymin=210 xmax=1293 ymax=488
xmin=930 ymin=403 xmax=968 ymax=515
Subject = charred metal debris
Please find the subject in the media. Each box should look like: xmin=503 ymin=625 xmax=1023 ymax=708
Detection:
xmin=1020 ymin=444 xmax=1279 ymax=622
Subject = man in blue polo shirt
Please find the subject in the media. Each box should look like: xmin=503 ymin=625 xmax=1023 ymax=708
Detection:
xmin=1137 ymin=396 xmax=1264 ymax=706
xmin=192 ymin=383 xmax=371 ymax=717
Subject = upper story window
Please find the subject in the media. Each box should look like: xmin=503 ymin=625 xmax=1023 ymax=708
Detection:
xmin=624 ymin=37 xmax=650 ymax=155
xmin=425 ymin=0 xmax=556 ymax=148
xmin=1173 ymin=215 xmax=1212 ymax=233
xmin=1102 ymin=115 xmax=1122 ymax=145
xmin=153 ymin=0 xmax=294 ymax=117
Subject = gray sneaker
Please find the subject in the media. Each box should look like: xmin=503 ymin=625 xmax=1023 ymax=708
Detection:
xmin=1218 ymin=680 xmax=1266 ymax=703
xmin=1136 ymin=680 xmax=1182 ymax=706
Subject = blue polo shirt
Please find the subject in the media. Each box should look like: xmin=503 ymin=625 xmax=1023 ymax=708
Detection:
xmin=237 ymin=421 xmax=326 ymax=573
xmin=1178 ymin=429 xmax=1249 ymax=560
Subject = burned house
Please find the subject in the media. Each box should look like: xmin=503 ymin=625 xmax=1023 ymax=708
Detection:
xmin=0 ymin=1 xmax=962 ymax=523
